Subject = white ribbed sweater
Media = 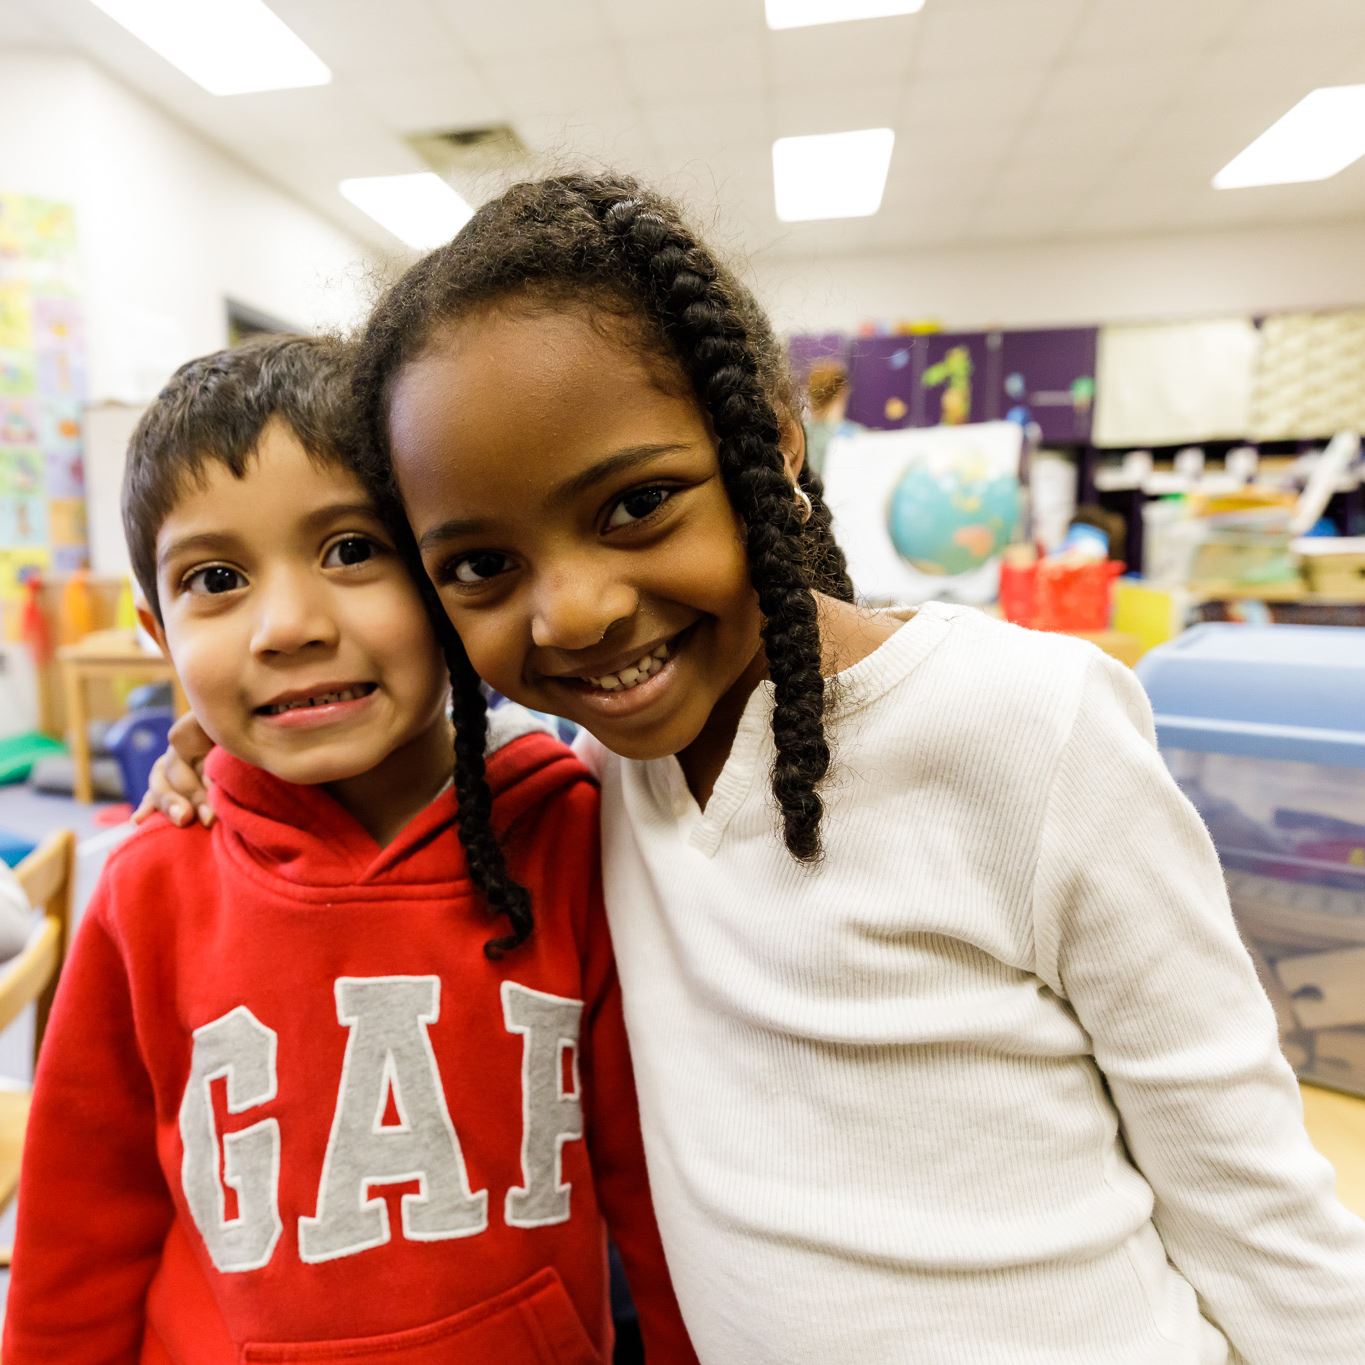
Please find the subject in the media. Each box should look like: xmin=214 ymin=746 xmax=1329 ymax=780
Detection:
xmin=582 ymin=602 xmax=1365 ymax=1364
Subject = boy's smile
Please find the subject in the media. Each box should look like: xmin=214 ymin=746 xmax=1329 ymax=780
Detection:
xmin=146 ymin=421 xmax=450 ymax=828
xmin=387 ymin=304 xmax=797 ymax=799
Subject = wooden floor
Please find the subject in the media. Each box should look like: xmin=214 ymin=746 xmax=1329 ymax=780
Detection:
xmin=1302 ymin=1083 xmax=1365 ymax=1217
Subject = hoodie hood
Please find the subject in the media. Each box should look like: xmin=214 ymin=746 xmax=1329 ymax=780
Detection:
xmin=204 ymin=721 xmax=588 ymax=893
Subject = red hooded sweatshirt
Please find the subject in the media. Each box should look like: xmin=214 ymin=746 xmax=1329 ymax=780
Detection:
xmin=4 ymin=729 xmax=696 ymax=1365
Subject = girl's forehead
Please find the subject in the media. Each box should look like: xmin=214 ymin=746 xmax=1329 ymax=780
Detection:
xmin=396 ymin=307 xmax=699 ymax=456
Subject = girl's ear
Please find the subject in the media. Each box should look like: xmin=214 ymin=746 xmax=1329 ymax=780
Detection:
xmin=779 ymin=415 xmax=806 ymax=483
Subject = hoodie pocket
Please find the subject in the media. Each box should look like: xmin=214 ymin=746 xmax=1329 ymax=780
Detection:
xmin=241 ymin=1266 xmax=600 ymax=1365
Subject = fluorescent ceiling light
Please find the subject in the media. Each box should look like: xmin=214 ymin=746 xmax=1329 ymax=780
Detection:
xmin=1214 ymin=85 xmax=1365 ymax=189
xmin=766 ymin=0 xmax=924 ymax=30
xmin=87 ymin=0 xmax=330 ymax=95
xmin=339 ymin=174 xmax=474 ymax=250
xmin=773 ymin=128 xmax=895 ymax=222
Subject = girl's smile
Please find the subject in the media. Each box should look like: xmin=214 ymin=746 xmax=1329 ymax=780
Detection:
xmin=388 ymin=304 xmax=795 ymax=799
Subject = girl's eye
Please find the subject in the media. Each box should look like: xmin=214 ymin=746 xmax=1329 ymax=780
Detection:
xmin=605 ymin=485 xmax=672 ymax=530
xmin=185 ymin=565 xmax=244 ymax=596
xmin=451 ymin=551 xmax=511 ymax=585
xmin=324 ymin=536 xmax=378 ymax=568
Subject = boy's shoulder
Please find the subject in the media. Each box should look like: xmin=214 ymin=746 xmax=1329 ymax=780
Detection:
xmin=90 ymin=816 xmax=222 ymax=937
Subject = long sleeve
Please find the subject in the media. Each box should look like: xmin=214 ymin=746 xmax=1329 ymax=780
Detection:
xmin=1032 ymin=650 xmax=1365 ymax=1364
xmin=3 ymin=893 xmax=174 ymax=1363
xmin=578 ymin=882 xmax=698 ymax=1365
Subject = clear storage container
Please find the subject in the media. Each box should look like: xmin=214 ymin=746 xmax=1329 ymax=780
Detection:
xmin=1137 ymin=624 xmax=1365 ymax=1096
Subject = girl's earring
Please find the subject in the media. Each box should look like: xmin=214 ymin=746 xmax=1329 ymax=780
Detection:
xmin=793 ymin=485 xmax=813 ymax=525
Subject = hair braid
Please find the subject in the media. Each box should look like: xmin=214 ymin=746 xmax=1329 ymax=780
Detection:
xmin=797 ymin=465 xmax=855 ymax=602
xmin=584 ymin=188 xmax=833 ymax=860
xmin=439 ymin=605 xmax=533 ymax=957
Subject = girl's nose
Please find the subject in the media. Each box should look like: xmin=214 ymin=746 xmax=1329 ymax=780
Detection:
xmin=530 ymin=571 xmax=639 ymax=652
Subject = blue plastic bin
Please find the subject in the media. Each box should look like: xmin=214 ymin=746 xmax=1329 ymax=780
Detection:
xmin=105 ymin=706 xmax=176 ymax=807
xmin=1138 ymin=624 xmax=1365 ymax=1096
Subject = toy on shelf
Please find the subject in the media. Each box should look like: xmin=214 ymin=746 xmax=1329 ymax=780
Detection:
xmin=999 ymin=522 xmax=1123 ymax=632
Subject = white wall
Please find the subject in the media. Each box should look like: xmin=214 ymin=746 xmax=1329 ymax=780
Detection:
xmin=0 ymin=49 xmax=386 ymax=581
xmin=0 ymin=50 xmax=382 ymax=403
xmin=753 ymin=218 xmax=1365 ymax=336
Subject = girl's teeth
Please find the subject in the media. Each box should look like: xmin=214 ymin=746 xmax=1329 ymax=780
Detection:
xmin=586 ymin=640 xmax=674 ymax=692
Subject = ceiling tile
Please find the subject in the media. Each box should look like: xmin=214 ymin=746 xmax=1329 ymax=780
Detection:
xmin=274 ymin=0 xmax=463 ymax=76
xmin=351 ymin=63 xmax=506 ymax=135
xmin=767 ymin=15 xmax=920 ymax=92
xmin=772 ymin=84 xmax=905 ymax=140
xmin=483 ymin=44 xmax=626 ymax=119
xmin=1235 ymin=0 xmax=1365 ymax=42
xmin=644 ymin=94 xmax=770 ymax=150
xmin=1030 ymin=52 xmax=1199 ymax=122
xmin=617 ymin=31 xmax=767 ymax=102
xmin=914 ymin=0 xmax=1089 ymax=74
xmin=432 ymin=0 xmax=613 ymax=60
xmin=899 ymin=66 xmax=1050 ymax=131
xmin=1067 ymin=0 xmax=1244 ymax=58
xmin=599 ymin=0 xmax=765 ymax=42
xmin=1008 ymin=111 xmax=1158 ymax=166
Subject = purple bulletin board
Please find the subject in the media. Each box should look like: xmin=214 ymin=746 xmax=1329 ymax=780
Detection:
xmin=997 ymin=328 xmax=1097 ymax=444
xmin=915 ymin=331 xmax=1001 ymax=428
xmin=845 ymin=336 xmax=921 ymax=430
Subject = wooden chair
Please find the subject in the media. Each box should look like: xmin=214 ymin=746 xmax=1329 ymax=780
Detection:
xmin=0 ymin=830 xmax=77 ymax=1265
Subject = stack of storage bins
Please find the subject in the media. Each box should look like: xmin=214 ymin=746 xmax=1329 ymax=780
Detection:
xmin=1138 ymin=625 xmax=1365 ymax=1097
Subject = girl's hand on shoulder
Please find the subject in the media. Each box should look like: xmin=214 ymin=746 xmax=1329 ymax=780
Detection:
xmin=133 ymin=713 xmax=215 ymax=829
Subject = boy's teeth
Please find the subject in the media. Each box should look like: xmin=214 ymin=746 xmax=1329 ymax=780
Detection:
xmin=265 ymin=685 xmax=369 ymax=715
xmin=585 ymin=641 xmax=673 ymax=693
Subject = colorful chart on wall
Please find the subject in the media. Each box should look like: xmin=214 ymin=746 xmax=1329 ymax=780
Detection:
xmin=0 ymin=193 xmax=87 ymax=610
xmin=821 ymin=421 xmax=1024 ymax=605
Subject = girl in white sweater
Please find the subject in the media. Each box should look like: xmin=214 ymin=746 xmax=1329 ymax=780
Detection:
xmin=157 ymin=174 xmax=1365 ymax=1363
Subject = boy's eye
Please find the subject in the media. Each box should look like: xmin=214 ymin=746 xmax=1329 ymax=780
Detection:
xmin=605 ymin=486 xmax=671 ymax=530
xmin=324 ymin=536 xmax=378 ymax=568
xmin=185 ymin=565 xmax=244 ymax=595
xmin=451 ymin=551 xmax=510 ymax=585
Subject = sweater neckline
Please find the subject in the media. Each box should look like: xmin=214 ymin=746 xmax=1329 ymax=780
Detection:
xmin=648 ymin=600 xmax=960 ymax=855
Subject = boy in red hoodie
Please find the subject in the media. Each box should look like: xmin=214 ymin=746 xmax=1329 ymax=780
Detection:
xmin=3 ymin=336 xmax=694 ymax=1365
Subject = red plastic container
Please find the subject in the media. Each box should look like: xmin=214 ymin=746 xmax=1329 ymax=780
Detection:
xmin=999 ymin=559 xmax=1122 ymax=632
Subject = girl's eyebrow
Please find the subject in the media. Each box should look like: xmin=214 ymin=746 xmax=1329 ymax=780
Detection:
xmin=417 ymin=443 xmax=693 ymax=551
xmin=550 ymin=442 xmax=691 ymax=504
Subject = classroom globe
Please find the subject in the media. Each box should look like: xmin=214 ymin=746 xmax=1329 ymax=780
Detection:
xmin=886 ymin=458 xmax=1019 ymax=578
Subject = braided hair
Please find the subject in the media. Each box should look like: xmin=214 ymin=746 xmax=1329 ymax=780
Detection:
xmin=352 ymin=173 xmax=856 ymax=949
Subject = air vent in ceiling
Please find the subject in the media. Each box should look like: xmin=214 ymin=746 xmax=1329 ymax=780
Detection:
xmin=406 ymin=123 xmax=529 ymax=179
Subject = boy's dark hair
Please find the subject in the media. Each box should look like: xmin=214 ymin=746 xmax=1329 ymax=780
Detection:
xmin=123 ymin=333 xmax=355 ymax=623
xmin=351 ymin=172 xmax=856 ymax=952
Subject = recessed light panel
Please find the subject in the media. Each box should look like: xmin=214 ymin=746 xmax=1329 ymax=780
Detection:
xmin=88 ymin=0 xmax=331 ymax=96
xmin=773 ymin=129 xmax=895 ymax=222
xmin=339 ymin=175 xmax=474 ymax=250
xmin=1214 ymin=85 xmax=1365 ymax=189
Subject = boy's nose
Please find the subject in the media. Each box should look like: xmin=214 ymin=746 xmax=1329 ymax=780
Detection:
xmin=250 ymin=576 xmax=340 ymax=657
xmin=530 ymin=571 xmax=638 ymax=652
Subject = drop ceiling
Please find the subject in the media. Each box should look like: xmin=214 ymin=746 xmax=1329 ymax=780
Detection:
xmin=8 ymin=0 xmax=1365 ymax=261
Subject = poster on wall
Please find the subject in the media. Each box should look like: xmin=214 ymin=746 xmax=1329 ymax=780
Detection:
xmin=0 ymin=193 xmax=88 ymax=608
xmin=821 ymin=421 xmax=1024 ymax=605
xmin=915 ymin=331 xmax=1001 ymax=428
xmin=996 ymin=328 xmax=1096 ymax=444
xmin=845 ymin=336 xmax=923 ymax=430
